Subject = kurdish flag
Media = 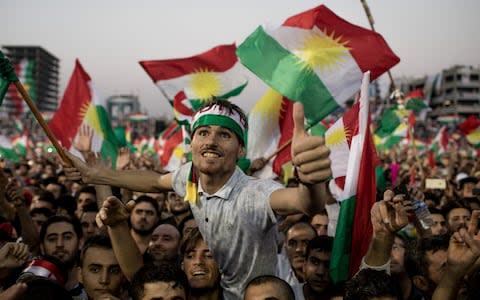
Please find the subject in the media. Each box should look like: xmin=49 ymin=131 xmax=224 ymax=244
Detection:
xmin=375 ymin=106 xmax=410 ymax=138
xmin=139 ymin=44 xmax=247 ymax=124
xmin=459 ymin=115 xmax=480 ymax=148
xmin=429 ymin=126 xmax=448 ymax=155
xmin=158 ymin=122 xmax=185 ymax=172
xmin=0 ymin=134 xmax=20 ymax=162
xmin=247 ymin=89 xmax=294 ymax=178
xmin=404 ymin=89 xmax=427 ymax=112
xmin=326 ymin=72 xmax=377 ymax=282
xmin=237 ymin=5 xmax=399 ymax=125
xmin=6 ymin=59 xmax=36 ymax=116
xmin=49 ymin=60 xmax=120 ymax=165
xmin=374 ymin=123 xmax=408 ymax=152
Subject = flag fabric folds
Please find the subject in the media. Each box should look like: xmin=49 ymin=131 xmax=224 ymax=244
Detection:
xmin=246 ymin=89 xmax=294 ymax=178
xmin=404 ymin=89 xmax=427 ymax=112
xmin=237 ymin=4 xmax=399 ymax=125
xmin=326 ymin=72 xmax=377 ymax=283
xmin=139 ymin=44 xmax=247 ymax=125
xmin=157 ymin=122 xmax=185 ymax=172
xmin=49 ymin=60 xmax=120 ymax=165
xmin=459 ymin=115 xmax=480 ymax=148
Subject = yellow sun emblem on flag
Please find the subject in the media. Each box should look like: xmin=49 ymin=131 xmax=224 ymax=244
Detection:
xmin=326 ymin=127 xmax=350 ymax=147
xmin=189 ymin=68 xmax=222 ymax=101
xmin=295 ymin=28 xmax=350 ymax=73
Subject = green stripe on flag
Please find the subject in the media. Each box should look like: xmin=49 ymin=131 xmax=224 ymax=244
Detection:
xmin=0 ymin=50 xmax=19 ymax=106
xmin=96 ymin=105 xmax=120 ymax=168
xmin=0 ymin=77 xmax=9 ymax=105
xmin=375 ymin=108 xmax=401 ymax=138
xmin=237 ymin=26 xmax=339 ymax=124
xmin=330 ymin=195 xmax=356 ymax=283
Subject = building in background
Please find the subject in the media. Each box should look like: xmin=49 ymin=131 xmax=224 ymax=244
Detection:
xmin=106 ymin=94 xmax=141 ymax=124
xmin=1 ymin=46 xmax=59 ymax=116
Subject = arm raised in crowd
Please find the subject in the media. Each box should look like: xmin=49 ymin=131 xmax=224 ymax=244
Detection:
xmin=64 ymin=152 xmax=173 ymax=193
xmin=270 ymin=102 xmax=333 ymax=216
xmin=363 ymin=190 xmax=408 ymax=270
xmin=432 ymin=214 xmax=480 ymax=300
xmin=98 ymin=196 xmax=143 ymax=281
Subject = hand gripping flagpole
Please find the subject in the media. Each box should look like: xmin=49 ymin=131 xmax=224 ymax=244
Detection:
xmin=0 ymin=51 xmax=72 ymax=166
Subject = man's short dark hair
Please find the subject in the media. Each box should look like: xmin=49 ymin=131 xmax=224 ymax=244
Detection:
xmin=40 ymin=215 xmax=83 ymax=243
xmin=245 ymin=275 xmax=295 ymax=300
xmin=30 ymin=207 xmax=54 ymax=219
xmin=134 ymin=195 xmax=159 ymax=215
xmin=74 ymin=186 xmax=97 ymax=201
xmin=130 ymin=263 xmax=188 ymax=300
xmin=404 ymin=234 xmax=449 ymax=278
xmin=305 ymin=235 xmax=334 ymax=259
xmin=180 ymin=227 xmax=203 ymax=256
xmin=441 ymin=200 xmax=470 ymax=220
xmin=344 ymin=269 xmax=399 ymax=300
xmin=79 ymin=234 xmax=113 ymax=267
xmin=16 ymin=275 xmax=73 ymax=300
xmin=37 ymin=190 xmax=58 ymax=209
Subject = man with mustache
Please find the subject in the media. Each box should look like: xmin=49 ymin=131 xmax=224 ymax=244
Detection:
xmin=40 ymin=214 xmax=87 ymax=299
xmin=130 ymin=195 xmax=160 ymax=254
xmin=65 ymin=100 xmax=332 ymax=300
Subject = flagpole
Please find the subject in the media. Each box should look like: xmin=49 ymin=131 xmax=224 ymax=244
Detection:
xmin=13 ymin=81 xmax=72 ymax=165
xmin=360 ymin=0 xmax=396 ymax=92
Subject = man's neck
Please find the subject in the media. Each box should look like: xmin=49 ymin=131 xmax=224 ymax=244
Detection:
xmin=303 ymin=284 xmax=329 ymax=300
xmin=393 ymin=271 xmax=412 ymax=300
xmin=199 ymin=168 xmax=236 ymax=195
xmin=189 ymin=287 xmax=221 ymax=300
xmin=130 ymin=229 xmax=150 ymax=254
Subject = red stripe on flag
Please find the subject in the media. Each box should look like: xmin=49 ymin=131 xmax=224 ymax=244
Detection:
xmin=282 ymin=5 xmax=400 ymax=80
xmin=139 ymin=44 xmax=238 ymax=81
xmin=49 ymin=59 xmax=92 ymax=149
xmin=273 ymin=98 xmax=294 ymax=175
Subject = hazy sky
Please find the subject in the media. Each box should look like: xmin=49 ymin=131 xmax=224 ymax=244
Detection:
xmin=2 ymin=0 xmax=479 ymax=118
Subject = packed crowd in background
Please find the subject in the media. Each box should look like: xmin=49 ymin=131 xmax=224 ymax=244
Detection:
xmin=0 ymin=99 xmax=479 ymax=300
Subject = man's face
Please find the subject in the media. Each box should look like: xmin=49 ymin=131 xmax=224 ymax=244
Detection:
xmin=447 ymin=208 xmax=470 ymax=233
xmin=311 ymin=214 xmax=328 ymax=236
xmin=81 ymin=211 xmax=100 ymax=240
xmin=190 ymin=125 xmax=244 ymax=177
xmin=167 ymin=192 xmax=189 ymax=215
xmin=426 ymin=249 xmax=447 ymax=285
xmin=462 ymin=182 xmax=475 ymax=197
xmin=303 ymin=249 xmax=331 ymax=294
xmin=147 ymin=193 xmax=166 ymax=213
xmin=431 ymin=213 xmax=447 ymax=235
xmin=141 ymin=281 xmax=186 ymax=300
xmin=182 ymin=218 xmax=197 ymax=238
xmin=130 ymin=202 xmax=159 ymax=236
xmin=41 ymin=221 xmax=79 ymax=266
xmin=148 ymin=224 xmax=180 ymax=261
xmin=46 ymin=183 xmax=62 ymax=199
xmin=31 ymin=213 xmax=48 ymax=234
xmin=285 ymin=223 xmax=316 ymax=279
xmin=390 ymin=236 xmax=406 ymax=274
xmin=77 ymin=192 xmax=96 ymax=211
xmin=244 ymin=283 xmax=289 ymax=300
xmin=79 ymin=247 xmax=125 ymax=299
xmin=182 ymin=239 xmax=219 ymax=290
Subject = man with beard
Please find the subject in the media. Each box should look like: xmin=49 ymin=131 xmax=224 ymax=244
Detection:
xmin=130 ymin=195 xmax=160 ymax=254
xmin=147 ymin=223 xmax=181 ymax=264
xmin=40 ymin=214 xmax=87 ymax=299
xmin=181 ymin=227 xmax=221 ymax=300
xmin=166 ymin=191 xmax=192 ymax=225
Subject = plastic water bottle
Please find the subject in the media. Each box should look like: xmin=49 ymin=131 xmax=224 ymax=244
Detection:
xmin=413 ymin=199 xmax=435 ymax=230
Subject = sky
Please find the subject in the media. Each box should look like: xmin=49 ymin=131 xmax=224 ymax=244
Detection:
xmin=2 ymin=0 xmax=480 ymax=118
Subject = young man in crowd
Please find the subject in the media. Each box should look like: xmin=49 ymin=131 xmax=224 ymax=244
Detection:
xmin=129 ymin=195 xmax=160 ymax=254
xmin=181 ymin=227 xmax=221 ymax=300
xmin=66 ymin=100 xmax=332 ymax=299
xmin=244 ymin=275 xmax=295 ymax=300
xmin=39 ymin=215 xmax=86 ymax=299
xmin=78 ymin=235 xmax=127 ymax=300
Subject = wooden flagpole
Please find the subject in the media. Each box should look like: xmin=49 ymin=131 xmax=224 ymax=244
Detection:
xmin=13 ymin=81 xmax=72 ymax=165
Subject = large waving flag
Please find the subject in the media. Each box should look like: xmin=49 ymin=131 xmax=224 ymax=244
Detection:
xmin=139 ymin=44 xmax=247 ymax=124
xmin=237 ymin=5 xmax=399 ymax=125
xmin=49 ymin=60 xmax=120 ymax=164
xmin=247 ymin=89 xmax=294 ymax=178
xmin=326 ymin=72 xmax=377 ymax=283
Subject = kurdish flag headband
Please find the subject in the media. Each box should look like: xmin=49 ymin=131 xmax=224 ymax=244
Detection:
xmin=191 ymin=104 xmax=247 ymax=144
xmin=185 ymin=104 xmax=247 ymax=205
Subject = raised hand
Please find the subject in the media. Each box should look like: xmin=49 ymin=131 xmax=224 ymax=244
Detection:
xmin=73 ymin=124 xmax=93 ymax=153
xmin=63 ymin=151 xmax=93 ymax=183
xmin=370 ymin=190 xmax=409 ymax=236
xmin=116 ymin=147 xmax=131 ymax=170
xmin=291 ymin=102 xmax=331 ymax=185
xmin=98 ymin=196 xmax=134 ymax=227
xmin=0 ymin=242 xmax=30 ymax=270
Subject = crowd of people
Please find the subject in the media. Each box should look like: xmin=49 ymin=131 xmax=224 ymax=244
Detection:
xmin=0 ymin=99 xmax=479 ymax=300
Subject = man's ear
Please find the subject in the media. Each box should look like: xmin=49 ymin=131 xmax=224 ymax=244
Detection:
xmin=237 ymin=145 xmax=245 ymax=159
xmin=77 ymin=266 xmax=84 ymax=284
xmin=412 ymin=275 xmax=429 ymax=292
